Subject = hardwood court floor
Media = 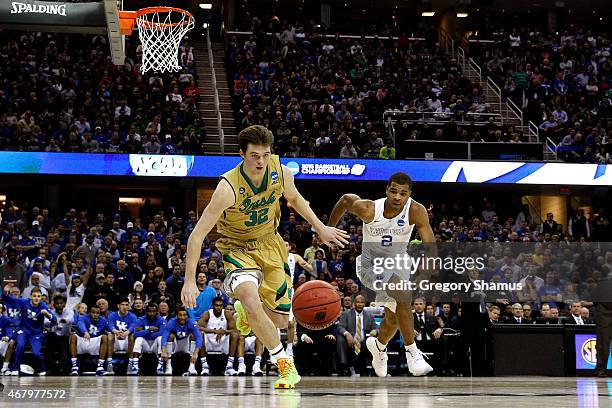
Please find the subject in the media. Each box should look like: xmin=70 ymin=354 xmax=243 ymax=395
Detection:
xmin=0 ymin=376 xmax=610 ymax=407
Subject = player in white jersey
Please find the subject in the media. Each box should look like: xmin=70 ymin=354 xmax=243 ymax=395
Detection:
xmin=198 ymin=297 xmax=240 ymax=376
xmin=284 ymin=241 xmax=313 ymax=358
xmin=329 ymin=172 xmax=433 ymax=377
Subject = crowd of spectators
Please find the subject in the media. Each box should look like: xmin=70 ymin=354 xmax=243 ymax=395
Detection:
xmin=0 ymin=194 xmax=609 ymax=375
xmin=0 ymin=28 xmax=206 ymax=155
xmin=227 ymin=16 xmax=499 ymax=159
xmin=471 ymin=26 xmax=612 ymax=163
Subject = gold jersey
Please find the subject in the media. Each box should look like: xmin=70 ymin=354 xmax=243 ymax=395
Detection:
xmin=216 ymin=155 xmax=284 ymax=240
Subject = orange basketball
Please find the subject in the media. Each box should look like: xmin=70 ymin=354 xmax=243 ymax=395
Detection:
xmin=292 ymin=280 xmax=341 ymax=330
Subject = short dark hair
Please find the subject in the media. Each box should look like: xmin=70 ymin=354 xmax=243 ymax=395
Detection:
xmin=53 ymin=294 xmax=67 ymax=303
xmin=388 ymin=172 xmax=412 ymax=189
xmin=212 ymin=296 xmax=224 ymax=305
xmin=31 ymin=287 xmax=42 ymax=295
xmin=147 ymin=303 xmax=159 ymax=311
xmin=118 ymin=296 xmax=130 ymax=305
xmin=239 ymin=125 xmax=274 ymax=152
xmin=176 ymin=307 xmax=188 ymax=315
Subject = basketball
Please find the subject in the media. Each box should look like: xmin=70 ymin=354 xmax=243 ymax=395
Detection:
xmin=292 ymin=280 xmax=341 ymax=330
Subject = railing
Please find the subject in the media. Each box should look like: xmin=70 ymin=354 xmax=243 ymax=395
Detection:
xmin=457 ymin=47 xmax=465 ymax=69
xmin=400 ymin=140 xmax=543 ymax=161
xmin=206 ymin=27 xmax=224 ymax=155
xmin=468 ymin=57 xmax=482 ymax=81
xmin=506 ymin=91 xmax=524 ymax=126
xmin=546 ymin=137 xmax=558 ymax=160
xmin=383 ymin=110 xmax=504 ymax=126
xmin=529 ymin=121 xmax=540 ymax=143
xmin=439 ymin=27 xmax=455 ymax=59
xmin=225 ymin=31 xmax=425 ymax=41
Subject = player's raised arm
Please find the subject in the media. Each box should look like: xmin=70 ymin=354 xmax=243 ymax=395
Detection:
xmin=183 ymin=179 xmax=235 ymax=308
xmin=329 ymin=194 xmax=376 ymax=226
xmin=281 ymin=165 xmax=350 ymax=247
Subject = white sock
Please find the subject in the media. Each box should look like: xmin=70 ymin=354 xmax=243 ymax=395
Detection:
xmin=238 ymin=357 xmax=245 ymax=365
xmin=4 ymin=361 xmax=11 ymax=369
xmin=106 ymin=358 xmax=113 ymax=366
xmin=405 ymin=342 xmax=418 ymax=354
xmin=375 ymin=339 xmax=387 ymax=351
xmin=97 ymin=359 xmax=104 ymax=367
xmin=200 ymin=357 xmax=208 ymax=367
xmin=255 ymin=356 xmax=262 ymax=364
xmin=133 ymin=358 xmax=139 ymax=367
xmin=189 ymin=362 xmax=196 ymax=370
xmin=226 ymin=356 xmax=234 ymax=368
xmin=286 ymin=343 xmax=293 ymax=354
xmin=270 ymin=343 xmax=288 ymax=363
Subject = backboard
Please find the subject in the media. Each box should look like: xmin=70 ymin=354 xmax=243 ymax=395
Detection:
xmin=103 ymin=0 xmax=125 ymax=65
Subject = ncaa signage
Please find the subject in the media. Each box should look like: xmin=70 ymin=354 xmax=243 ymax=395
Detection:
xmin=129 ymin=154 xmax=194 ymax=177
xmin=11 ymin=2 xmax=67 ymax=16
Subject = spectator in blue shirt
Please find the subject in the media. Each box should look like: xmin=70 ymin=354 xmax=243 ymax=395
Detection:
xmin=132 ymin=303 xmax=166 ymax=375
xmin=70 ymin=304 xmax=109 ymax=375
xmin=187 ymin=272 xmax=216 ymax=321
xmin=161 ymin=308 xmax=202 ymax=376
xmin=3 ymin=287 xmax=56 ymax=375
xmin=106 ymin=297 xmax=138 ymax=375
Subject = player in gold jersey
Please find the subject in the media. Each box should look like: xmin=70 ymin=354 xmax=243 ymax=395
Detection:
xmin=182 ymin=125 xmax=348 ymax=388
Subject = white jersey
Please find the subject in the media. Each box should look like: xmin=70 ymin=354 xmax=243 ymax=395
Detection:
xmin=206 ymin=309 xmax=227 ymax=331
xmin=362 ymin=197 xmax=414 ymax=248
xmin=287 ymin=253 xmax=296 ymax=280
xmin=358 ymin=197 xmax=415 ymax=313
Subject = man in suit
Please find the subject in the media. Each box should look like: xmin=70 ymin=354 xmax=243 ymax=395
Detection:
xmin=505 ymin=303 xmax=528 ymax=324
xmin=413 ymin=298 xmax=442 ymax=371
xmin=564 ymin=302 xmax=588 ymax=325
xmin=336 ymin=295 xmax=377 ymax=376
xmin=295 ymin=321 xmax=336 ymax=376
xmin=413 ymin=298 xmax=443 ymax=342
xmin=540 ymin=212 xmax=560 ymax=235
xmin=591 ymin=273 xmax=612 ymax=377
xmin=580 ymin=307 xmax=594 ymax=324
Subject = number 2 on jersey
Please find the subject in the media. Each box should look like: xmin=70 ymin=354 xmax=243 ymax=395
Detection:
xmin=381 ymin=235 xmax=393 ymax=246
xmin=245 ymin=208 xmax=269 ymax=227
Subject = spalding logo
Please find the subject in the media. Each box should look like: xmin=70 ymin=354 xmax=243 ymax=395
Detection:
xmin=314 ymin=311 xmax=327 ymax=321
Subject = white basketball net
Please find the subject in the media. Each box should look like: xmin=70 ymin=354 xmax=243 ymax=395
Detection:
xmin=136 ymin=8 xmax=194 ymax=73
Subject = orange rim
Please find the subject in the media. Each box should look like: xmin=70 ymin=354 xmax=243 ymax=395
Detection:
xmin=119 ymin=7 xmax=194 ymax=35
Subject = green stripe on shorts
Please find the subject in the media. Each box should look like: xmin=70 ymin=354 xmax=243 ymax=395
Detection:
xmin=223 ymin=254 xmax=244 ymax=269
xmin=275 ymin=281 xmax=288 ymax=301
xmin=275 ymin=303 xmax=291 ymax=312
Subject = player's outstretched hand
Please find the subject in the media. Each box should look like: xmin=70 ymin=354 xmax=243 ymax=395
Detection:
xmin=316 ymin=225 xmax=350 ymax=248
xmin=181 ymin=282 xmax=200 ymax=308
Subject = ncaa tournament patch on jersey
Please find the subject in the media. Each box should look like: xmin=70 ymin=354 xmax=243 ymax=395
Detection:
xmin=397 ymin=218 xmax=406 ymax=227
xmin=271 ymin=171 xmax=279 ymax=184
xmin=239 ymin=187 xmax=246 ymax=196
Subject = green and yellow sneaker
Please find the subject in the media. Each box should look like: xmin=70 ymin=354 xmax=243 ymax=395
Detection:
xmin=234 ymin=301 xmax=252 ymax=336
xmin=274 ymin=358 xmax=301 ymax=389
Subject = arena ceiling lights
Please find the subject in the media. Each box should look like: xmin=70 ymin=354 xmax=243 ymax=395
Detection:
xmin=421 ymin=11 xmax=435 ymax=17
xmin=198 ymin=3 xmax=213 ymax=9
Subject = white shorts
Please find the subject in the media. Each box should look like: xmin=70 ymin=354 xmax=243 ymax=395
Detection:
xmin=356 ymin=255 xmax=413 ymax=313
xmin=205 ymin=334 xmax=230 ymax=354
xmin=244 ymin=336 xmax=257 ymax=353
xmin=0 ymin=339 xmax=9 ymax=357
xmin=168 ymin=337 xmax=193 ymax=355
xmin=114 ymin=337 xmax=129 ymax=352
xmin=77 ymin=335 xmax=102 ymax=355
xmin=224 ymin=272 xmax=260 ymax=295
xmin=133 ymin=337 xmax=161 ymax=354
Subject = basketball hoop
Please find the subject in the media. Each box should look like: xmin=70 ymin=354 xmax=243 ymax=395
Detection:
xmin=120 ymin=7 xmax=194 ymax=73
